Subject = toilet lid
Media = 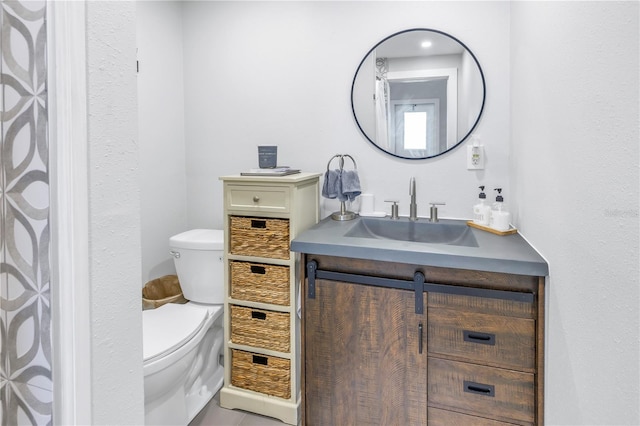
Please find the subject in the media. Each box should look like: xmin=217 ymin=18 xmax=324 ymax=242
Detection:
xmin=170 ymin=229 xmax=223 ymax=250
xmin=143 ymin=303 xmax=210 ymax=362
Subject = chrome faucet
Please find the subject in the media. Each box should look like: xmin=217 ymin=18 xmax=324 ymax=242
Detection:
xmin=429 ymin=202 xmax=446 ymax=222
xmin=409 ymin=177 xmax=418 ymax=221
xmin=384 ymin=200 xmax=400 ymax=219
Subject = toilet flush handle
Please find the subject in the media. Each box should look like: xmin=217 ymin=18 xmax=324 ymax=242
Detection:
xmin=169 ymin=250 xmax=180 ymax=259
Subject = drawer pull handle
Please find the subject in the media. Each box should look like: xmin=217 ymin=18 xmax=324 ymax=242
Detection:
xmin=253 ymin=196 xmax=260 ymax=202
xmin=252 ymin=355 xmax=268 ymax=365
xmin=464 ymin=381 xmax=495 ymax=397
xmin=464 ymin=330 xmax=496 ymax=346
xmin=251 ymin=311 xmax=267 ymax=320
xmin=251 ymin=219 xmax=267 ymax=228
xmin=250 ymin=265 xmax=266 ymax=274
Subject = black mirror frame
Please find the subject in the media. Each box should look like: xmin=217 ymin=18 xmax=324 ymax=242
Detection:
xmin=351 ymin=28 xmax=487 ymax=160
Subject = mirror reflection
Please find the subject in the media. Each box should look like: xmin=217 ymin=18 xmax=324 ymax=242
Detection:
xmin=351 ymin=29 xmax=486 ymax=159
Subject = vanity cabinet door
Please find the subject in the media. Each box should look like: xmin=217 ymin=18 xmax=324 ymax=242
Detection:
xmin=304 ymin=279 xmax=427 ymax=426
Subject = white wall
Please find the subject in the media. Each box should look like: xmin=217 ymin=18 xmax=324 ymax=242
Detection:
xmin=86 ymin=2 xmax=144 ymax=424
xmin=180 ymin=1 xmax=511 ymax=229
xmin=137 ymin=1 xmax=189 ymax=282
xmin=511 ymin=2 xmax=639 ymax=424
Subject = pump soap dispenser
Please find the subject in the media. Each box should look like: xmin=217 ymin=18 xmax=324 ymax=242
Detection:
xmin=473 ymin=186 xmax=491 ymax=226
xmin=490 ymin=188 xmax=511 ymax=232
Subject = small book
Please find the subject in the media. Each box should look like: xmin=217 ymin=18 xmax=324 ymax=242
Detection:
xmin=241 ymin=167 xmax=301 ymax=177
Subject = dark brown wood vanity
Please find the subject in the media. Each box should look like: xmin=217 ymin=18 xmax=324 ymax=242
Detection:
xmin=299 ymin=254 xmax=545 ymax=426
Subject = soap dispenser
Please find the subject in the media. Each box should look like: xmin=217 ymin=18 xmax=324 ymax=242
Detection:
xmin=490 ymin=188 xmax=511 ymax=231
xmin=473 ymin=186 xmax=491 ymax=226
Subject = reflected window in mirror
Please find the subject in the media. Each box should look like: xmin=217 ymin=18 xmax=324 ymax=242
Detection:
xmin=404 ymin=111 xmax=428 ymax=150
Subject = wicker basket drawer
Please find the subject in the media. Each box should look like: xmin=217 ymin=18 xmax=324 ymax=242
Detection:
xmin=230 ymin=305 xmax=290 ymax=352
xmin=230 ymin=261 xmax=290 ymax=306
xmin=231 ymin=349 xmax=291 ymax=399
xmin=230 ymin=216 xmax=290 ymax=260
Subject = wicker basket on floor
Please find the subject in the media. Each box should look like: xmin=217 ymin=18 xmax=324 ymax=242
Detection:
xmin=142 ymin=275 xmax=188 ymax=310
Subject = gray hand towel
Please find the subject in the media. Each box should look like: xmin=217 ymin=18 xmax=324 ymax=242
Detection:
xmin=340 ymin=170 xmax=361 ymax=202
xmin=322 ymin=169 xmax=342 ymax=199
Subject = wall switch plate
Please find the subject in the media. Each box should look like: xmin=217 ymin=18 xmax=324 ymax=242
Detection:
xmin=467 ymin=145 xmax=484 ymax=169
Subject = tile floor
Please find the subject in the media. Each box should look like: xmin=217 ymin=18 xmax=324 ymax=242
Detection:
xmin=189 ymin=391 xmax=287 ymax=426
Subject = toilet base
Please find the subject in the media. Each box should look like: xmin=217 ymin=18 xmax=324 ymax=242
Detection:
xmin=185 ymin=364 xmax=223 ymax=423
xmin=144 ymin=309 xmax=224 ymax=425
xmin=145 ymin=364 xmax=223 ymax=426
xmin=145 ymin=387 xmax=189 ymax=426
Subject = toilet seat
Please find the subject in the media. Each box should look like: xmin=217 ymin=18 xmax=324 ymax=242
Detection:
xmin=170 ymin=229 xmax=223 ymax=250
xmin=143 ymin=303 xmax=210 ymax=363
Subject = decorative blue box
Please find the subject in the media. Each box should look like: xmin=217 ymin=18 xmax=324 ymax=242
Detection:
xmin=258 ymin=146 xmax=278 ymax=168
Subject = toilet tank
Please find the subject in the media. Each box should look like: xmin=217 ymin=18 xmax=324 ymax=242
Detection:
xmin=169 ymin=229 xmax=224 ymax=304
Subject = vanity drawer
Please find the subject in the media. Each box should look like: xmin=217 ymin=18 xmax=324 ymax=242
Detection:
xmin=230 ymin=216 xmax=290 ymax=259
xmin=428 ymin=290 xmax=535 ymax=319
xmin=428 ymin=357 xmax=535 ymax=425
xmin=428 ymin=308 xmax=535 ymax=371
xmin=230 ymin=305 xmax=290 ymax=352
xmin=231 ymin=349 xmax=291 ymax=399
xmin=230 ymin=261 xmax=290 ymax=306
xmin=226 ymin=185 xmax=290 ymax=213
xmin=428 ymin=407 xmax=518 ymax=426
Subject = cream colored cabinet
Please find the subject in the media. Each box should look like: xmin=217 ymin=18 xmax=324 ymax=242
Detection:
xmin=219 ymin=173 xmax=320 ymax=425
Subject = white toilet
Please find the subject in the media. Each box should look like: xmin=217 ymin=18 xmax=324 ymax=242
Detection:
xmin=143 ymin=229 xmax=225 ymax=425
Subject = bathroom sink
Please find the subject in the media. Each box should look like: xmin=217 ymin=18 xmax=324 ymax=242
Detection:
xmin=345 ymin=217 xmax=478 ymax=247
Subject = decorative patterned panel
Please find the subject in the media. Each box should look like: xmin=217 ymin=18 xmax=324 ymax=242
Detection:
xmin=0 ymin=0 xmax=51 ymax=424
xmin=0 ymin=0 xmax=6 ymax=387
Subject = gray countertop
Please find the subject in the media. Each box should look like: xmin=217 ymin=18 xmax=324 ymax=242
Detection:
xmin=291 ymin=216 xmax=549 ymax=276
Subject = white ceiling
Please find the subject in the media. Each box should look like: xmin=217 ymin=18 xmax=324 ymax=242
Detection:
xmin=375 ymin=30 xmax=465 ymax=59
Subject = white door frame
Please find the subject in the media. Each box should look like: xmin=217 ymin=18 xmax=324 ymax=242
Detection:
xmin=387 ymin=67 xmax=458 ymax=149
xmin=389 ymin=98 xmax=441 ymax=156
xmin=47 ymin=1 xmax=92 ymax=424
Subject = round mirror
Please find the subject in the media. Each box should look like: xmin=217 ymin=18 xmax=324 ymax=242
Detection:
xmin=351 ymin=28 xmax=486 ymax=160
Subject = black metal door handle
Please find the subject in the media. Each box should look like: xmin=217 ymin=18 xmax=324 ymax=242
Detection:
xmin=464 ymin=380 xmax=495 ymax=397
xmin=463 ymin=330 xmax=496 ymax=346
